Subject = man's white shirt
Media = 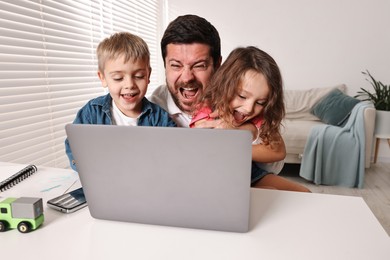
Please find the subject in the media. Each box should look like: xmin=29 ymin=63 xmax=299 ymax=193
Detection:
xmin=149 ymin=85 xmax=191 ymax=127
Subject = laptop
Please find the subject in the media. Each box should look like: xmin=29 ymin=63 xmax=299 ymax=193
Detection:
xmin=65 ymin=124 xmax=252 ymax=232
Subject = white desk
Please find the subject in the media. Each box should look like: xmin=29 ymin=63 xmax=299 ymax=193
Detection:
xmin=1 ymin=163 xmax=389 ymax=260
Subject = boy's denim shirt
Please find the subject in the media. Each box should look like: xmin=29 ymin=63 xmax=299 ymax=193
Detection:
xmin=65 ymin=94 xmax=176 ymax=171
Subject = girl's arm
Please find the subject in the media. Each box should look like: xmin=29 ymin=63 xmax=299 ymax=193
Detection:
xmin=235 ymin=122 xmax=286 ymax=163
xmin=194 ymin=118 xmax=282 ymax=162
xmin=252 ymin=134 xmax=286 ymax=163
xmin=191 ymin=109 xmax=285 ymax=162
xmin=194 ymin=118 xmax=258 ymax=140
xmin=193 ymin=109 xmax=259 ymax=138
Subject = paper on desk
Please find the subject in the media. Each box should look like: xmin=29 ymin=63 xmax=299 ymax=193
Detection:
xmin=0 ymin=164 xmax=80 ymax=200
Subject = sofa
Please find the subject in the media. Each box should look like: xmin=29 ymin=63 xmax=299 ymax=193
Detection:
xmin=281 ymin=84 xmax=376 ymax=168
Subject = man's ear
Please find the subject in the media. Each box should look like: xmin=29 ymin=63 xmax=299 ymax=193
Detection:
xmin=216 ymin=56 xmax=222 ymax=69
xmin=97 ymin=71 xmax=108 ymax=88
xmin=148 ymin=66 xmax=152 ymax=84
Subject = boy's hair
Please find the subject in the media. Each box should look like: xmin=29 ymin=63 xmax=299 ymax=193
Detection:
xmin=97 ymin=32 xmax=150 ymax=72
xmin=200 ymin=46 xmax=285 ymax=145
xmin=161 ymin=14 xmax=221 ymax=69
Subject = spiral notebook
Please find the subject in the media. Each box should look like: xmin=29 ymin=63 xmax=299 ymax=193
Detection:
xmin=0 ymin=165 xmax=38 ymax=192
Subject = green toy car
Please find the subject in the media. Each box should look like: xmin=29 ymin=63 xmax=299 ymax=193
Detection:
xmin=0 ymin=197 xmax=44 ymax=233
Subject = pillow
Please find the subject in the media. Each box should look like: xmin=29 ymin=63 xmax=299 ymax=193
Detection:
xmin=311 ymin=89 xmax=360 ymax=126
xmin=285 ymin=84 xmax=346 ymax=120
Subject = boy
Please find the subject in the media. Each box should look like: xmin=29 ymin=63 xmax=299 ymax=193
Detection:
xmin=65 ymin=32 xmax=176 ymax=171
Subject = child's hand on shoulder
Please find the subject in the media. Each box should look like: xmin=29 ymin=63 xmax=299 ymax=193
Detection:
xmin=193 ymin=118 xmax=225 ymax=129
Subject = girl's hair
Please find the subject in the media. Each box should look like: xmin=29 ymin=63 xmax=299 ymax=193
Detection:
xmin=198 ymin=46 xmax=285 ymax=145
xmin=96 ymin=32 xmax=150 ymax=72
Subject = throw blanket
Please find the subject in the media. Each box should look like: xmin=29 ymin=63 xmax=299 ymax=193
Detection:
xmin=299 ymin=101 xmax=373 ymax=188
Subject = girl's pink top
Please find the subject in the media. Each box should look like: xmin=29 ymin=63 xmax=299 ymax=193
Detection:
xmin=190 ymin=106 xmax=262 ymax=128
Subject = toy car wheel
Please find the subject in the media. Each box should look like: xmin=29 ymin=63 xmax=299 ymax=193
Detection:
xmin=0 ymin=221 xmax=8 ymax=232
xmin=17 ymin=222 xmax=31 ymax=233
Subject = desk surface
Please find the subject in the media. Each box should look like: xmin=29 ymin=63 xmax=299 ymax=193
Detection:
xmin=0 ymin=163 xmax=389 ymax=260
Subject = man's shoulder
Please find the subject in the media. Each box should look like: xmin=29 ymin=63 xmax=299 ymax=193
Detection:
xmin=140 ymin=97 xmax=176 ymax=127
xmin=148 ymin=85 xmax=189 ymax=127
xmin=142 ymin=97 xmax=167 ymax=113
xmin=149 ymin=85 xmax=169 ymax=110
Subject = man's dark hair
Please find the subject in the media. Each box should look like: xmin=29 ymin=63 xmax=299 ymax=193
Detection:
xmin=161 ymin=14 xmax=221 ymax=69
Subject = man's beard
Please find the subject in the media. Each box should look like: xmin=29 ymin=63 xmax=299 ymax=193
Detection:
xmin=167 ymin=80 xmax=203 ymax=114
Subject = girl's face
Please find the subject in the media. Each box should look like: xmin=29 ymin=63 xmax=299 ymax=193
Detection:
xmin=98 ymin=54 xmax=150 ymax=118
xmin=229 ymin=70 xmax=270 ymax=126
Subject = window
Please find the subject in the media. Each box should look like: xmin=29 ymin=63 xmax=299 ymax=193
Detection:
xmin=0 ymin=0 xmax=161 ymax=168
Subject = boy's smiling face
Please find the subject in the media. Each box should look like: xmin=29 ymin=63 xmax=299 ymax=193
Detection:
xmin=98 ymin=54 xmax=151 ymax=118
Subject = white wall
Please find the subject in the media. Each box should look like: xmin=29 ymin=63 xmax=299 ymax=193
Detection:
xmin=164 ymin=0 xmax=390 ymax=162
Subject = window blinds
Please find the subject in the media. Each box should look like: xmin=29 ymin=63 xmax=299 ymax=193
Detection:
xmin=0 ymin=0 xmax=160 ymax=168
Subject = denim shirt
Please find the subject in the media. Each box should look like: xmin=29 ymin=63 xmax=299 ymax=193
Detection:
xmin=65 ymin=94 xmax=176 ymax=171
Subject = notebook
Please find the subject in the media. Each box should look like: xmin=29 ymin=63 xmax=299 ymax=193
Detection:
xmin=65 ymin=124 xmax=253 ymax=232
xmin=0 ymin=165 xmax=38 ymax=192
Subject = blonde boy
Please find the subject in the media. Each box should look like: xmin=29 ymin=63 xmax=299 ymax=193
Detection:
xmin=65 ymin=32 xmax=176 ymax=170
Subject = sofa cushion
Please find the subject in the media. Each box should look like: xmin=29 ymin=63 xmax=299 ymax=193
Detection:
xmin=284 ymin=84 xmax=346 ymax=120
xmin=311 ymin=88 xmax=360 ymax=126
xmin=281 ymin=119 xmax=325 ymax=154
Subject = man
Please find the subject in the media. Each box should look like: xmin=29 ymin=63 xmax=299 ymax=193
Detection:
xmin=150 ymin=14 xmax=221 ymax=127
xmin=150 ymin=14 xmax=310 ymax=192
xmin=150 ymin=14 xmax=282 ymax=160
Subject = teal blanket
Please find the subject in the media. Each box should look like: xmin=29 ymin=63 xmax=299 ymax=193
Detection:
xmin=299 ymin=101 xmax=373 ymax=188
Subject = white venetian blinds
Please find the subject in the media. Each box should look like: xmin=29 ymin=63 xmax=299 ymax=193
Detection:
xmin=0 ymin=0 xmax=160 ymax=168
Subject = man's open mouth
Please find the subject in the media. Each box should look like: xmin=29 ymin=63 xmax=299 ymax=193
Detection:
xmin=180 ymin=87 xmax=199 ymax=100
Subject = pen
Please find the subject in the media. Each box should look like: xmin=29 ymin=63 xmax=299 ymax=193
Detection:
xmin=41 ymin=184 xmax=61 ymax=192
xmin=63 ymin=180 xmax=78 ymax=194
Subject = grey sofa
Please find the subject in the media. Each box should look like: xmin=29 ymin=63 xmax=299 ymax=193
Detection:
xmin=281 ymin=84 xmax=375 ymax=168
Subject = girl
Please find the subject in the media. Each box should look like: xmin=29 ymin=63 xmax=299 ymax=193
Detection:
xmin=190 ymin=46 xmax=310 ymax=192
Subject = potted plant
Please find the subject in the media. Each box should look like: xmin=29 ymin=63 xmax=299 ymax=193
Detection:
xmin=355 ymin=70 xmax=390 ymax=162
xmin=355 ymin=70 xmax=390 ymax=111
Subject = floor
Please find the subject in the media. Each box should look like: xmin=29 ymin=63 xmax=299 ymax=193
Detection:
xmin=280 ymin=162 xmax=390 ymax=236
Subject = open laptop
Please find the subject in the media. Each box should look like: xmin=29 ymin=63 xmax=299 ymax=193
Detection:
xmin=65 ymin=124 xmax=252 ymax=232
